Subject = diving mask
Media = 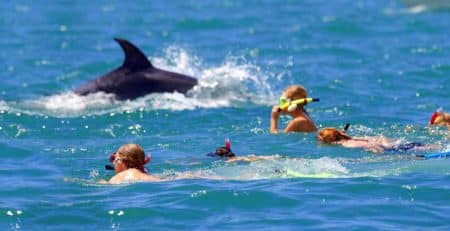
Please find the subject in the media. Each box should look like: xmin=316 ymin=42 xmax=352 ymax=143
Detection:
xmin=278 ymin=95 xmax=320 ymax=112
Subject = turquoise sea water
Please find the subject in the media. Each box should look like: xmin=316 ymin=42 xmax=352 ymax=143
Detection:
xmin=1 ymin=0 xmax=449 ymax=230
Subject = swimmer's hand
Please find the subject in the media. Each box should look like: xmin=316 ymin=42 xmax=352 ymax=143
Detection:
xmin=272 ymin=105 xmax=281 ymax=117
xmin=270 ymin=106 xmax=281 ymax=133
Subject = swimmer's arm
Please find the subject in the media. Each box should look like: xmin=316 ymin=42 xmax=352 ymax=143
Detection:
xmin=363 ymin=145 xmax=384 ymax=154
xmin=225 ymin=155 xmax=278 ymax=163
xmin=226 ymin=156 xmax=258 ymax=163
xmin=270 ymin=106 xmax=281 ymax=133
xmin=341 ymin=140 xmax=384 ymax=153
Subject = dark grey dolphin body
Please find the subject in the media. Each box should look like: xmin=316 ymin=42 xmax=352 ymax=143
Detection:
xmin=75 ymin=38 xmax=198 ymax=100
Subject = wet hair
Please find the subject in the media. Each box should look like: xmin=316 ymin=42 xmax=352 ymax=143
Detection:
xmin=283 ymin=85 xmax=309 ymax=113
xmin=116 ymin=143 xmax=146 ymax=172
xmin=317 ymin=127 xmax=351 ymax=143
xmin=434 ymin=112 xmax=450 ymax=126
xmin=284 ymin=85 xmax=307 ymax=100
xmin=212 ymin=146 xmax=235 ymax=158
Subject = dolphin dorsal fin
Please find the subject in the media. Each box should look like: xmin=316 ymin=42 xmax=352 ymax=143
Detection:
xmin=114 ymin=38 xmax=153 ymax=70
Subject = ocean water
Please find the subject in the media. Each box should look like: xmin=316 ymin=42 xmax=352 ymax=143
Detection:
xmin=1 ymin=0 xmax=449 ymax=230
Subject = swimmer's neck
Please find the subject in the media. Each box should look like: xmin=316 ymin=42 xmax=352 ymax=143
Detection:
xmin=118 ymin=167 xmax=147 ymax=174
xmin=290 ymin=108 xmax=307 ymax=118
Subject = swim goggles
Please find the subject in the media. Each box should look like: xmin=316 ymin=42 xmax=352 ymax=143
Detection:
xmin=278 ymin=95 xmax=320 ymax=112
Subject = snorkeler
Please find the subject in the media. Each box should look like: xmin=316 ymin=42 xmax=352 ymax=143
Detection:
xmin=429 ymin=110 xmax=450 ymax=128
xmin=208 ymin=139 xmax=278 ymax=162
xmin=102 ymin=143 xmax=161 ymax=184
xmin=316 ymin=125 xmax=435 ymax=154
xmin=270 ymin=85 xmax=318 ymax=133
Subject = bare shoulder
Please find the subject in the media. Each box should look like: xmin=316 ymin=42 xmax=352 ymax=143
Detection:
xmin=108 ymin=169 xmax=161 ymax=184
xmin=285 ymin=116 xmax=317 ymax=132
xmin=127 ymin=169 xmax=162 ymax=182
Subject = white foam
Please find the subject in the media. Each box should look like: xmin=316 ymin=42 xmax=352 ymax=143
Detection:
xmin=181 ymin=156 xmax=351 ymax=180
xmin=407 ymin=5 xmax=428 ymax=13
xmin=4 ymin=46 xmax=275 ymax=117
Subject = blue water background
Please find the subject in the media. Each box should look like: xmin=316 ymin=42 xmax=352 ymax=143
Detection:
xmin=0 ymin=0 xmax=449 ymax=230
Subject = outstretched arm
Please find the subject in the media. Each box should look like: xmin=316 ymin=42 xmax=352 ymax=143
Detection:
xmin=341 ymin=140 xmax=385 ymax=153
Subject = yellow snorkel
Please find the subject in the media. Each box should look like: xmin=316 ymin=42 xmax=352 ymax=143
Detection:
xmin=278 ymin=97 xmax=319 ymax=112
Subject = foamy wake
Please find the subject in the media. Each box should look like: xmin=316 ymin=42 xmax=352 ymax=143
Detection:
xmin=161 ymin=154 xmax=443 ymax=181
xmin=2 ymin=46 xmax=276 ymax=118
xmin=160 ymin=156 xmax=352 ymax=181
xmin=384 ymin=1 xmax=450 ymax=15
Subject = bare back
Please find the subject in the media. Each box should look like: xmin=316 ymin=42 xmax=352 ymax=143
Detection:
xmin=108 ymin=168 xmax=162 ymax=184
xmin=285 ymin=116 xmax=317 ymax=132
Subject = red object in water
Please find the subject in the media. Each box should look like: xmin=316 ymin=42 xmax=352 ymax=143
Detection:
xmin=144 ymin=154 xmax=151 ymax=164
xmin=429 ymin=111 xmax=439 ymax=125
xmin=225 ymin=138 xmax=231 ymax=149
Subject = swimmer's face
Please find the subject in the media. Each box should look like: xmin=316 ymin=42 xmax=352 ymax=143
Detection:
xmin=112 ymin=152 xmax=127 ymax=174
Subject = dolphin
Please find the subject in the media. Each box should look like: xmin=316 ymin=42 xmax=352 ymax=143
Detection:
xmin=74 ymin=38 xmax=198 ymax=100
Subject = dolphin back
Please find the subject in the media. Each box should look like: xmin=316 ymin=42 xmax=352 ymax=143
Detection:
xmin=74 ymin=38 xmax=198 ymax=100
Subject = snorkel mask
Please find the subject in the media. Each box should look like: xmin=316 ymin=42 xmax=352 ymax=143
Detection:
xmin=278 ymin=95 xmax=320 ymax=112
xmin=105 ymin=152 xmax=151 ymax=171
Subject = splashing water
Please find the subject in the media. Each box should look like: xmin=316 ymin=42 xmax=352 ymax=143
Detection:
xmin=1 ymin=46 xmax=275 ymax=118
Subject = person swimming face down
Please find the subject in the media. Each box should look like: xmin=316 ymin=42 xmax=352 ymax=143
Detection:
xmin=316 ymin=127 xmax=352 ymax=143
xmin=207 ymin=139 xmax=236 ymax=158
xmin=430 ymin=111 xmax=450 ymax=128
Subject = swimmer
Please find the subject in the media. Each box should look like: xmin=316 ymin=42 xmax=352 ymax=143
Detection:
xmin=429 ymin=110 xmax=450 ymax=128
xmin=101 ymin=143 xmax=161 ymax=184
xmin=270 ymin=85 xmax=317 ymax=133
xmin=316 ymin=125 xmax=435 ymax=154
xmin=208 ymin=139 xmax=279 ymax=162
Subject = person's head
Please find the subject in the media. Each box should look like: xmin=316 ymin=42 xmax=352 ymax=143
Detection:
xmin=212 ymin=146 xmax=235 ymax=158
xmin=283 ymin=85 xmax=307 ymax=100
xmin=316 ymin=127 xmax=351 ymax=143
xmin=430 ymin=111 xmax=450 ymax=127
xmin=112 ymin=144 xmax=147 ymax=173
xmin=279 ymin=85 xmax=308 ymax=113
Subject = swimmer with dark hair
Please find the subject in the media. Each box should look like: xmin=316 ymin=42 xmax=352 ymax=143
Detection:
xmin=208 ymin=139 xmax=278 ymax=162
xmin=316 ymin=124 xmax=436 ymax=154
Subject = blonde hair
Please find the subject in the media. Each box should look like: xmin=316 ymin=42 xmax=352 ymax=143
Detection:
xmin=317 ymin=127 xmax=351 ymax=143
xmin=116 ymin=143 xmax=146 ymax=172
xmin=434 ymin=112 xmax=450 ymax=126
xmin=284 ymin=85 xmax=307 ymax=100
